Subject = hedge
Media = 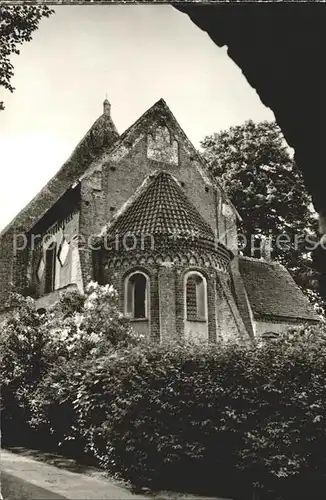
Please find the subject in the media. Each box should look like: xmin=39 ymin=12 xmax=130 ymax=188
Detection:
xmin=2 ymin=291 xmax=326 ymax=500
xmin=69 ymin=337 xmax=326 ymax=499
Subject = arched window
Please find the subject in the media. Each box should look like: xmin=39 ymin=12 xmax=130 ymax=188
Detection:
xmin=125 ymin=271 xmax=149 ymax=320
xmin=44 ymin=242 xmax=57 ymax=294
xmin=185 ymin=272 xmax=207 ymax=321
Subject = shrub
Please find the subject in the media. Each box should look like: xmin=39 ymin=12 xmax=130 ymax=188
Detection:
xmin=43 ymin=281 xmax=143 ymax=360
xmin=71 ymin=340 xmax=255 ymax=495
xmin=28 ymin=357 xmax=86 ymax=455
xmin=3 ymin=287 xmax=326 ymax=500
xmin=0 ymin=294 xmax=55 ymax=444
xmin=1 ymin=282 xmax=141 ymax=449
xmin=72 ymin=328 xmax=326 ymax=499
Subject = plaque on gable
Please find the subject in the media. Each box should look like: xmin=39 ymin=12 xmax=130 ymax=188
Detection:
xmin=88 ymin=170 xmax=102 ymax=190
xmin=147 ymin=126 xmax=179 ymax=166
xmin=222 ymin=203 xmax=234 ymax=219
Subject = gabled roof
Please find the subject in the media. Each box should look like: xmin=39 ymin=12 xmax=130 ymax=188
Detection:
xmin=103 ymin=171 xmax=215 ymax=243
xmin=80 ymin=98 xmax=240 ymax=220
xmin=0 ymin=97 xmax=239 ymax=240
xmin=239 ymin=256 xmax=319 ymax=322
xmin=81 ymin=99 xmax=206 ymax=180
xmin=0 ymin=102 xmax=119 ymax=237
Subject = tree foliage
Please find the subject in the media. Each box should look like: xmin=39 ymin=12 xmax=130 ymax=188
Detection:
xmin=200 ymin=120 xmax=322 ymax=311
xmin=0 ymin=4 xmax=53 ymax=110
xmin=0 ymin=283 xmax=142 ymax=446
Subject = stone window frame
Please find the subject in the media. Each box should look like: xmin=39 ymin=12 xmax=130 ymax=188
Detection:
xmin=124 ymin=270 xmax=150 ymax=321
xmin=44 ymin=241 xmax=57 ymax=294
xmin=36 ymin=254 xmax=45 ymax=283
xmin=57 ymin=237 xmax=70 ymax=267
xmin=184 ymin=270 xmax=208 ymax=322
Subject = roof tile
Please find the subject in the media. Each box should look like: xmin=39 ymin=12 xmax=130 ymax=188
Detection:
xmin=239 ymin=256 xmax=319 ymax=322
xmin=106 ymin=171 xmax=215 ymax=242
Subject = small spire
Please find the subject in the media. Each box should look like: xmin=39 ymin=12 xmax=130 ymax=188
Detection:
xmin=103 ymin=96 xmax=111 ymax=116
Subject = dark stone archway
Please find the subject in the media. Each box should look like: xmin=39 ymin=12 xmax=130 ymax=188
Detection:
xmin=175 ymin=4 xmax=326 ymax=297
xmin=175 ymin=4 xmax=326 ymax=223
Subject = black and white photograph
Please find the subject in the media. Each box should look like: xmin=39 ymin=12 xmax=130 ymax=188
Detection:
xmin=1 ymin=3 xmax=326 ymax=500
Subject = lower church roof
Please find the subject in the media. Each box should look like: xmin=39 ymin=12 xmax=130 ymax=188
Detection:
xmin=239 ymin=256 xmax=319 ymax=323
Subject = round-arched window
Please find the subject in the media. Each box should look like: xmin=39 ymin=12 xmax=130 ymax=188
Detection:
xmin=184 ymin=272 xmax=207 ymax=322
xmin=125 ymin=271 xmax=149 ymax=320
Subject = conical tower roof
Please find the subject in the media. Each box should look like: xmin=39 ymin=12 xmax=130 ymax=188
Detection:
xmin=106 ymin=171 xmax=215 ymax=243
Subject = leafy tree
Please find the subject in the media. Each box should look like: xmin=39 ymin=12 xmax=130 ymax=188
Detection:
xmin=0 ymin=4 xmax=53 ymax=110
xmin=0 ymin=283 xmax=142 ymax=447
xmin=45 ymin=281 xmax=143 ymax=359
xmin=200 ymin=120 xmax=323 ymax=312
xmin=0 ymin=293 xmax=55 ymax=443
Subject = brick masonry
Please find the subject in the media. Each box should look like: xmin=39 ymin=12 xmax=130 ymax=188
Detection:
xmin=158 ymin=264 xmax=177 ymax=342
xmin=0 ymin=98 xmax=253 ymax=342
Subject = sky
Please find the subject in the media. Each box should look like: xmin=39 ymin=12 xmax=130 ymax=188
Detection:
xmin=0 ymin=5 xmax=275 ymax=232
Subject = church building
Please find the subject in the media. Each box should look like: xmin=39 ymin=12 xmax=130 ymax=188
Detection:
xmin=0 ymin=98 xmax=319 ymax=341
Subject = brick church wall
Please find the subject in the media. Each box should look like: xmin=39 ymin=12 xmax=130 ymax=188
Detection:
xmin=0 ymin=229 xmax=16 ymax=309
xmin=175 ymin=265 xmax=218 ymax=343
xmin=215 ymin=271 xmax=249 ymax=343
xmin=215 ymin=281 xmax=240 ymax=341
xmin=98 ymin=135 xmax=220 ymax=237
xmin=0 ymin=225 xmax=32 ymax=313
xmin=78 ymin=172 xmax=107 ymax=288
xmin=254 ymin=319 xmax=306 ymax=338
xmin=105 ymin=262 xmax=160 ymax=341
xmin=28 ymin=210 xmax=81 ymax=298
xmin=158 ymin=264 xmax=177 ymax=342
xmin=104 ymin=261 xmax=228 ymax=344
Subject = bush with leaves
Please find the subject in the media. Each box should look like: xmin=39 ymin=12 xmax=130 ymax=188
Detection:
xmin=0 ymin=293 xmax=55 ymax=444
xmin=1 ymin=282 xmax=141 ymax=449
xmin=3 ymin=286 xmax=326 ymax=499
xmin=71 ymin=328 xmax=326 ymax=500
xmin=42 ymin=281 xmax=143 ymax=361
xmin=26 ymin=282 xmax=143 ymax=452
xmin=71 ymin=340 xmax=248 ymax=494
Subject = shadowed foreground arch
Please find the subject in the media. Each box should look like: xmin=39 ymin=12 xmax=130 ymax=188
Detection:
xmin=175 ymin=3 xmax=326 ymax=297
